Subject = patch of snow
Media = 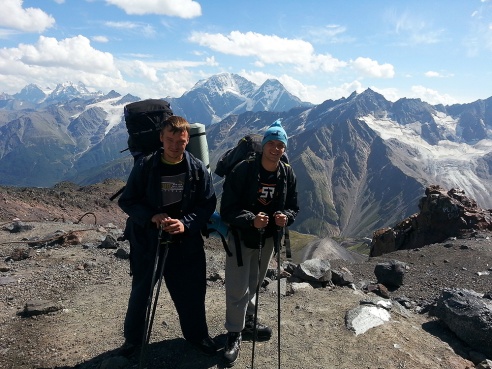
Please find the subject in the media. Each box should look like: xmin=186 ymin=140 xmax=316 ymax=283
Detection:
xmin=362 ymin=114 xmax=492 ymax=199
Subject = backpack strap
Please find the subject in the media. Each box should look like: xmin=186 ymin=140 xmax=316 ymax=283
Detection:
xmin=109 ymin=152 xmax=155 ymax=201
xmin=230 ymin=227 xmax=243 ymax=267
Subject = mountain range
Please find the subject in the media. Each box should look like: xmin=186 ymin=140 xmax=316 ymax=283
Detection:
xmin=0 ymin=73 xmax=491 ymax=239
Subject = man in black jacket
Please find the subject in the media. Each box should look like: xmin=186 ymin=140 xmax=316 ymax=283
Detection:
xmin=118 ymin=116 xmax=218 ymax=357
xmin=220 ymin=119 xmax=299 ymax=367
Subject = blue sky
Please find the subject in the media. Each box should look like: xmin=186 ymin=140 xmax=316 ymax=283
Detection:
xmin=0 ymin=0 xmax=491 ymax=105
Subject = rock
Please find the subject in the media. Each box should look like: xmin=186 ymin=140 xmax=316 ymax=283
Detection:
xmin=366 ymin=283 xmax=390 ymax=298
xmin=4 ymin=221 xmax=34 ymax=233
xmin=293 ymin=258 xmax=332 ymax=283
xmin=331 ymin=267 xmax=354 ymax=286
xmin=7 ymin=247 xmax=33 ymax=261
xmin=99 ymin=234 xmax=118 ymax=249
xmin=476 ymin=359 xmax=492 ymax=369
xmin=115 ymin=248 xmax=129 ymax=259
xmin=374 ymin=259 xmax=407 ymax=288
xmin=370 ymin=185 xmax=492 ymax=256
xmin=23 ymin=299 xmax=63 ymax=317
xmin=345 ymin=298 xmax=392 ymax=335
xmin=433 ymin=288 xmax=492 ymax=358
xmin=290 ymin=282 xmax=314 ymax=293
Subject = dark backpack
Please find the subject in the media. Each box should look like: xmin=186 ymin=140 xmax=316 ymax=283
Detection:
xmin=214 ymin=134 xmax=288 ymax=178
xmin=110 ymin=99 xmax=173 ymax=201
xmin=214 ymin=134 xmax=291 ymax=264
xmin=124 ymin=99 xmax=173 ymax=161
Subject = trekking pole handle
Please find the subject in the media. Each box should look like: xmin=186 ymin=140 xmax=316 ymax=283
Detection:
xmin=273 ymin=211 xmax=287 ymax=229
xmin=255 ymin=212 xmax=268 ymax=234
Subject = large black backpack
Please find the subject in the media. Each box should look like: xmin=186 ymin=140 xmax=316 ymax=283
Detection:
xmin=214 ymin=134 xmax=288 ymax=178
xmin=124 ymin=99 xmax=174 ymax=162
xmin=110 ymin=99 xmax=173 ymax=201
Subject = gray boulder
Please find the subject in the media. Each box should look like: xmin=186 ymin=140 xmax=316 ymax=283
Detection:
xmin=374 ymin=259 xmax=408 ymax=288
xmin=293 ymin=259 xmax=332 ymax=283
xmin=434 ymin=288 xmax=492 ymax=357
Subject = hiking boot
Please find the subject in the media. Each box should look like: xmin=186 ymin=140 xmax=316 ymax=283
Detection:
xmin=223 ymin=332 xmax=241 ymax=367
xmin=242 ymin=315 xmax=272 ymax=340
xmin=189 ymin=335 xmax=218 ymax=356
xmin=115 ymin=341 xmax=141 ymax=358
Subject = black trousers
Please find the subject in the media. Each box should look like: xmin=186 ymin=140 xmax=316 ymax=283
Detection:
xmin=124 ymin=232 xmax=209 ymax=345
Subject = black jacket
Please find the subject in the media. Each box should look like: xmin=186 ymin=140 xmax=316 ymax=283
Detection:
xmin=119 ymin=149 xmax=216 ymax=253
xmin=220 ymin=154 xmax=299 ymax=248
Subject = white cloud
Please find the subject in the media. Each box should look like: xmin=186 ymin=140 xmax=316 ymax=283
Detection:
xmin=92 ymin=36 xmax=109 ymax=43
xmin=0 ymin=29 xmax=20 ymax=39
xmin=304 ymin=24 xmax=355 ymax=44
xmin=410 ymin=85 xmax=458 ymax=105
xmin=105 ymin=0 xmax=201 ymax=18
xmin=387 ymin=10 xmax=443 ymax=45
xmin=105 ymin=21 xmax=156 ymax=38
xmin=425 ymin=71 xmax=442 ymax=78
xmin=351 ymin=57 xmax=395 ymax=78
xmin=469 ymin=2 xmax=492 ymax=52
xmin=15 ymin=36 xmax=116 ymax=72
xmin=0 ymin=0 xmax=55 ymax=32
xmin=237 ymin=69 xmax=363 ymax=104
xmin=189 ymin=31 xmax=346 ymax=73
xmin=126 ymin=60 xmax=159 ymax=82
xmin=0 ymin=36 xmax=121 ymax=93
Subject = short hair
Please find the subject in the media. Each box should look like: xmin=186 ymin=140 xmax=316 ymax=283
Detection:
xmin=161 ymin=116 xmax=190 ymax=135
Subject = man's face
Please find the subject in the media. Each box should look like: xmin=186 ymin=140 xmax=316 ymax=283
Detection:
xmin=262 ymin=139 xmax=286 ymax=163
xmin=160 ymin=126 xmax=189 ymax=163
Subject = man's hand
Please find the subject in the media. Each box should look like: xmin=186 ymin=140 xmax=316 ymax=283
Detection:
xmin=274 ymin=211 xmax=287 ymax=227
xmin=151 ymin=213 xmax=184 ymax=234
xmin=253 ymin=212 xmax=269 ymax=229
xmin=162 ymin=218 xmax=185 ymax=234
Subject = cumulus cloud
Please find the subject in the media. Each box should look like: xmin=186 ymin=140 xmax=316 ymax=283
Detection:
xmin=410 ymin=85 xmax=458 ymax=105
xmin=237 ymin=69 xmax=363 ymax=104
xmin=105 ymin=0 xmax=201 ymax=18
xmin=1 ymin=0 xmax=55 ymax=32
xmin=189 ymin=31 xmax=346 ymax=73
xmin=14 ymin=36 xmax=116 ymax=72
xmin=352 ymin=57 xmax=395 ymax=78
xmin=126 ymin=60 xmax=158 ymax=82
xmin=0 ymin=35 xmax=121 ymax=93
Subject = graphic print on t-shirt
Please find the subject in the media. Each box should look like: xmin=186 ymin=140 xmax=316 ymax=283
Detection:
xmin=160 ymin=173 xmax=186 ymax=207
xmin=258 ymin=182 xmax=276 ymax=206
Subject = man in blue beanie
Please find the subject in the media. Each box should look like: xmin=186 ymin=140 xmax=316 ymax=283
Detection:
xmin=220 ymin=119 xmax=299 ymax=367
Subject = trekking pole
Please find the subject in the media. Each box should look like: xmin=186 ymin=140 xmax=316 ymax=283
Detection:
xmin=139 ymin=226 xmax=171 ymax=369
xmin=251 ymin=213 xmax=266 ymax=369
xmin=274 ymin=220 xmax=284 ymax=369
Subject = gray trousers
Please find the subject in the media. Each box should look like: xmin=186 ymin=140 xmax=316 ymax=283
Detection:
xmin=224 ymin=234 xmax=275 ymax=333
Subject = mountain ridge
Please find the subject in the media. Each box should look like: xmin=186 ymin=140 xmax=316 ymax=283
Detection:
xmin=0 ymin=74 xmax=491 ymax=238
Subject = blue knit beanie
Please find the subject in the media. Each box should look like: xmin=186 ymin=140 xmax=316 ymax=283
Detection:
xmin=262 ymin=119 xmax=288 ymax=148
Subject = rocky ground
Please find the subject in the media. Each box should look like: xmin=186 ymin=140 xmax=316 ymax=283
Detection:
xmin=0 ymin=180 xmax=491 ymax=369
